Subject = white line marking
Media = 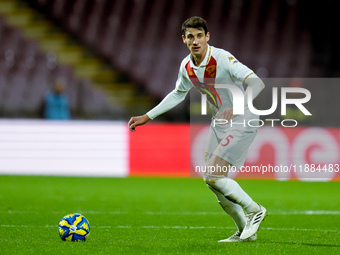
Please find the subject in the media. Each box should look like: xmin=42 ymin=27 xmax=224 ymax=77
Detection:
xmin=144 ymin=210 xmax=340 ymax=215
xmin=3 ymin=210 xmax=340 ymax=215
xmin=273 ymin=210 xmax=340 ymax=215
xmin=0 ymin=224 xmax=338 ymax=233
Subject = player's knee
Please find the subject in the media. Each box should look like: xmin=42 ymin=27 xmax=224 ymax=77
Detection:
xmin=203 ymin=173 xmax=224 ymax=189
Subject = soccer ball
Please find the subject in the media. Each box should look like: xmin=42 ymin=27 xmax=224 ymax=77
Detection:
xmin=58 ymin=213 xmax=90 ymax=241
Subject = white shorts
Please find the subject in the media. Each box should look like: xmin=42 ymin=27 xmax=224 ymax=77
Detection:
xmin=205 ymin=120 xmax=258 ymax=169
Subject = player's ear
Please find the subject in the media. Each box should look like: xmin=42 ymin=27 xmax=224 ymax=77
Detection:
xmin=206 ymin=32 xmax=210 ymax=42
xmin=182 ymin=35 xmax=186 ymax=43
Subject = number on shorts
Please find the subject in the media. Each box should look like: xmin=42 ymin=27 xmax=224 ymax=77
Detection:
xmin=221 ymin=135 xmax=234 ymax=146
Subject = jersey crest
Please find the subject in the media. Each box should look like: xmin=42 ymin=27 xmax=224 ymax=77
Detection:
xmin=206 ymin=65 xmax=216 ymax=77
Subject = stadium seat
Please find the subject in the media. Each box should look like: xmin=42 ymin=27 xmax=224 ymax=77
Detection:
xmin=1 ymin=0 xmax=329 ymax=120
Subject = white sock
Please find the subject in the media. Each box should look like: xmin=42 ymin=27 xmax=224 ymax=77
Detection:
xmin=207 ymin=184 xmax=246 ymax=232
xmin=207 ymin=177 xmax=260 ymax=213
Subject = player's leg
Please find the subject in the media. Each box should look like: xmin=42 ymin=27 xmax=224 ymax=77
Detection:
xmin=205 ymin=176 xmax=246 ymax=232
xmin=203 ymin=155 xmax=257 ymax=242
xmin=205 ymin=180 xmax=256 ymax=242
xmin=203 ymin=127 xmax=247 ymax=236
xmin=205 ymin=155 xmax=260 ymax=212
xmin=204 ymin=155 xmax=266 ymax=240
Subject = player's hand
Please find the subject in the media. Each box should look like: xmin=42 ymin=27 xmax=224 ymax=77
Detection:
xmin=128 ymin=114 xmax=151 ymax=132
xmin=216 ymin=108 xmax=237 ymax=124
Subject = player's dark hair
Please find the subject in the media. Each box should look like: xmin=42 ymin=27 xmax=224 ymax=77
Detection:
xmin=181 ymin=16 xmax=208 ymax=36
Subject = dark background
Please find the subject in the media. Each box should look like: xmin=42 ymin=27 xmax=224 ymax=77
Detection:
xmin=0 ymin=0 xmax=339 ymax=124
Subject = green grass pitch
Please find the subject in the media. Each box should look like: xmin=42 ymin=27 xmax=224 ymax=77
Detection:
xmin=0 ymin=176 xmax=339 ymax=254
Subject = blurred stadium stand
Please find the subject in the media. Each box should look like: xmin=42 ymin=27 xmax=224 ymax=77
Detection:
xmin=0 ymin=0 xmax=153 ymax=119
xmin=0 ymin=0 xmax=339 ymax=122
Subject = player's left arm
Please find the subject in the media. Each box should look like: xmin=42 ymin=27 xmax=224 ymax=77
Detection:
xmin=217 ymin=54 xmax=265 ymax=121
xmin=217 ymin=73 xmax=265 ymax=120
xmin=243 ymin=73 xmax=265 ymax=102
xmin=217 ymin=74 xmax=264 ymax=121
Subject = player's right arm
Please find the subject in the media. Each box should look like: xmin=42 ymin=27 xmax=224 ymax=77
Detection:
xmin=128 ymin=89 xmax=187 ymax=132
xmin=128 ymin=114 xmax=151 ymax=132
xmin=128 ymin=59 xmax=192 ymax=132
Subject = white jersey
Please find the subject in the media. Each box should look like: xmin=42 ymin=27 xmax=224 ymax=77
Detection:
xmin=146 ymin=45 xmax=262 ymax=168
xmin=176 ymin=45 xmax=257 ymax=122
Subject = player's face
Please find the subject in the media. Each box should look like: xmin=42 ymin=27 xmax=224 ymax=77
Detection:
xmin=182 ymin=28 xmax=210 ymax=58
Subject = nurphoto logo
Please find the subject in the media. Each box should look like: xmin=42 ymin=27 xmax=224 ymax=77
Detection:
xmin=201 ymin=85 xmax=312 ymax=127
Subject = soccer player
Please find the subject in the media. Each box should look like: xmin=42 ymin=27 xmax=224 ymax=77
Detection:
xmin=128 ymin=16 xmax=267 ymax=242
